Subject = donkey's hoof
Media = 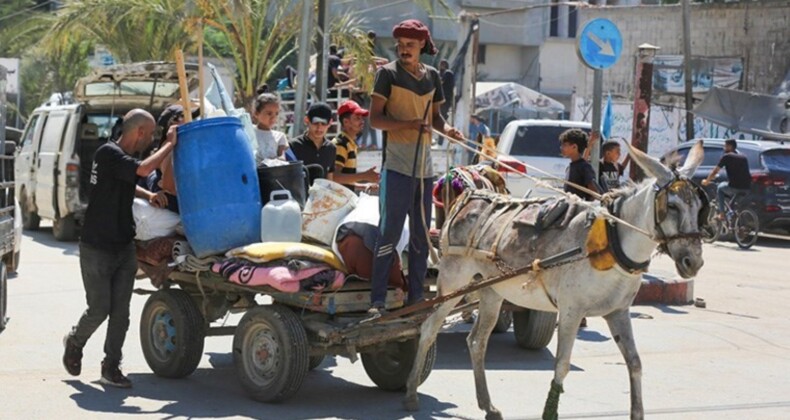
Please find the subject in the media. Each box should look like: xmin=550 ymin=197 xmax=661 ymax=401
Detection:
xmin=402 ymin=396 xmax=420 ymax=412
xmin=485 ymin=410 xmax=504 ymax=420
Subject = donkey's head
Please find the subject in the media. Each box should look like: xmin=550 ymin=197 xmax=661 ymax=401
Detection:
xmin=628 ymin=141 xmax=707 ymax=278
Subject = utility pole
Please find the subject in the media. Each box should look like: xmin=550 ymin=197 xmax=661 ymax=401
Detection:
xmin=682 ymin=0 xmax=694 ymax=141
xmin=294 ymin=0 xmax=315 ymax=136
xmin=630 ymin=44 xmax=659 ymax=183
xmin=315 ymin=0 xmax=330 ymax=102
xmin=590 ymin=69 xmax=603 ymax=179
xmin=456 ymin=12 xmax=480 ymax=165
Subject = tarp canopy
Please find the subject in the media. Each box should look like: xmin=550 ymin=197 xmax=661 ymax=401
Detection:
xmin=475 ymin=82 xmax=565 ymax=114
xmin=694 ymin=86 xmax=790 ymax=140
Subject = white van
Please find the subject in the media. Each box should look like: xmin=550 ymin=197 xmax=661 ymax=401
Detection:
xmin=14 ymin=61 xmax=228 ymax=241
xmin=495 ymin=119 xmax=592 ymax=198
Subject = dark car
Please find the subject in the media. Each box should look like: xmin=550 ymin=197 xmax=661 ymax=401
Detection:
xmin=662 ymin=139 xmax=790 ymax=233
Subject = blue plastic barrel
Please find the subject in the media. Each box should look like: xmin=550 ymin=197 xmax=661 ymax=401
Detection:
xmin=174 ymin=117 xmax=261 ymax=257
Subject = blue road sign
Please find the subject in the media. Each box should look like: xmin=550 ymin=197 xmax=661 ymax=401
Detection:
xmin=577 ymin=18 xmax=623 ymax=70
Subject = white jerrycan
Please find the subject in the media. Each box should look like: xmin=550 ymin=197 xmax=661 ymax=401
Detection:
xmin=260 ymin=190 xmax=303 ymax=242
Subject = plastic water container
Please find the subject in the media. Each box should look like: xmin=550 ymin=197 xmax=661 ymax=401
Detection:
xmin=174 ymin=117 xmax=262 ymax=257
xmin=261 ymin=190 xmax=302 ymax=243
xmin=302 ymin=179 xmax=358 ymax=245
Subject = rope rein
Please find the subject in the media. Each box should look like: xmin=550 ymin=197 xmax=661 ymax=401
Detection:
xmin=433 ymin=129 xmax=655 ymax=240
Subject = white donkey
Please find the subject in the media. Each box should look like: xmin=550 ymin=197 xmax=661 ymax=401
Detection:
xmin=403 ymin=141 xmax=707 ymax=419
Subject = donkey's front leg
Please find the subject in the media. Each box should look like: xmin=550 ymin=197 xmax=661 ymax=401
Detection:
xmin=604 ymin=308 xmax=644 ymax=420
xmin=467 ymin=288 xmax=505 ymax=420
xmin=542 ymin=309 xmax=584 ymax=420
xmin=403 ymin=296 xmax=463 ymax=412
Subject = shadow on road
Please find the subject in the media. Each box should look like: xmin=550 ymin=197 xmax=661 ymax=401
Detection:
xmin=24 ymin=228 xmax=79 ymax=256
xmin=64 ymin=364 xmax=457 ymax=419
xmin=61 ymin=331 xmax=574 ymax=419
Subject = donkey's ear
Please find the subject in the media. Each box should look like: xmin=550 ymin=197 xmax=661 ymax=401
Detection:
xmin=677 ymin=140 xmax=704 ymax=179
xmin=625 ymin=141 xmax=674 ymax=186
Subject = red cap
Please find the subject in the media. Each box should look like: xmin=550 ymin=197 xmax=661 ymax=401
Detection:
xmin=337 ymin=100 xmax=369 ymax=117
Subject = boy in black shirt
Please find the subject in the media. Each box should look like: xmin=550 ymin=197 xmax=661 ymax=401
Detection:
xmin=289 ymin=102 xmax=337 ymax=182
xmin=702 ymin=139 xmax=751 ymax=218
xmin=63 ymin=109 xmax=178 ymax=388
xmin=598 ymin=140 xmax=629 ymax=192
xmin=560 ymin=128 xmax=599 ymax=201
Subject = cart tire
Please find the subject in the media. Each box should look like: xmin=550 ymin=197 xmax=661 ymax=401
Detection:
xmin=140 ymin=289 xmax=206 ymax=378
xmin=361 ymin=338 xmax=437 ymax=391
xmin=492 ymin=308 xmax=513 ymax=334
xmin=20 ymin=194 xmax=39 ymax=231
xmin=52 ymin=214 xmax=77 ymax=241
xmin=513 ymin=309 xmax=557 ymax=350
xmin=308 ymin=355 xmax=326 ymax=371
xmin=0 ymin=263 xmax=7 ymax=332
xmin=233 ymin=305 xmax=309 ymax=402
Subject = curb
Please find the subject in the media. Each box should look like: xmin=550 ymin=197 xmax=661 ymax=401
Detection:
xmin=633 ymin=272 xmax=694 ymax=305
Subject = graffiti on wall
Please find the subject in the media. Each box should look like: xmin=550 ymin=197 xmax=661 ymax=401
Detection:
xmin=571 ymin=96 xmax=758 ymax=158
xmin=653 ymin=55 xmax=743 ymax=94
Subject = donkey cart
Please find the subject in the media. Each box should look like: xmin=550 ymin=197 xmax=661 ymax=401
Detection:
xmin=134 ymin=246 xmax=579 ymax=403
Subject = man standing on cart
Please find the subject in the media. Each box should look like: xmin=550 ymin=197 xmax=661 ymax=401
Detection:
xmin=367 ymin=19 xmax=463 ymax=314
xmin=63 ymin=109 xmax=179 ymax=388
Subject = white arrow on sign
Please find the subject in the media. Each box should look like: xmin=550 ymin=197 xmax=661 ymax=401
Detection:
xmin=588 ymin=32 xmax=615 ymax=57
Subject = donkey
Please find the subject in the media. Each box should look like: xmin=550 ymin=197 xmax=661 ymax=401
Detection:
xmin=403 ymin=141 xmax=707 ymax=420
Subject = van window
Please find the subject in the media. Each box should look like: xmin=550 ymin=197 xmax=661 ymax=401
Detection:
xmin=510 ymin=126 xmax=590 ymax=157
xmin=87 ymin=114 xmax=122 ymax=139
xmin=762 ymin=149 xmax=790 ymax=171
xmin=21 ymin=115 xmax=41 ymax=147
xmin=679 ymin=145 xmax=761 ymax=169
xmin=39 ymin=113 xmax=70 ymax=153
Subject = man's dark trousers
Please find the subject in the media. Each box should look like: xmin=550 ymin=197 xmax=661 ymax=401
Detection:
xmin=68 ymin=242 xmax=137 ymax=364
xmin=370 ymin=170 xmax=433 ymax=306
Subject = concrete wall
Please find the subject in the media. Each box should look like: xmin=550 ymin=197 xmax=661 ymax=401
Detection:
xmin=574 ymin=1 xmax=790 ymax=99
xmin=332 ymin=0 xmax=549 ymax=87
xmin=539 ymin=38 xmax=578 ymax=98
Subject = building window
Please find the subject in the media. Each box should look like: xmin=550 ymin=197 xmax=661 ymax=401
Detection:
xmin=550 ymin=2 xmax=559 ymax=37
xmin=477 ymin=45 xmax=486 ymax=64
xmin=569 ymin=6 xmax=578 ymax=38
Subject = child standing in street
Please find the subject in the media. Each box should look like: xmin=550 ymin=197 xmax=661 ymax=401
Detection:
xmin=598 ymin=140 xmax=630 ymax=192
xmin=251 ymin=90 xmax=288 ymax=164
xmin=560 ymin=128 xmax=599 ymax=201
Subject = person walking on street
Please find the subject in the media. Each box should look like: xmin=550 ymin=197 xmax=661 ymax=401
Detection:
xmin=439 ymin=59 xmax=455 ymax=124
xmin=63 ymin=109 xmax=179 ymax=388
xmin=332 ymin=100 xmax=379 ymax=190
xmin=468 ymin=113 xmax=490 ymax=164
xmin=367 ymin=19 xmax=463 ymax=313
xmin=701 ymin=138 xmax=751 ymax=219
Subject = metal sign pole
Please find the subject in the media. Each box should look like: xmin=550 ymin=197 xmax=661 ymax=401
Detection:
xmin=590 ymin=69 xmax=603 ymax=178
xmin=294 ymin=0 xmax=315 ymax=136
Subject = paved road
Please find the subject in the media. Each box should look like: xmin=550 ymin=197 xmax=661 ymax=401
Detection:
xmin=2 ymin=224 xmax=790 ymax=419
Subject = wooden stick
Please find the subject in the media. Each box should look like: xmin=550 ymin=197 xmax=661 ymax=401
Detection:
xmin=197 ymin=19 xmax=205 ymax=120
xmin=175 ymin=49 xmax=192 ymax=123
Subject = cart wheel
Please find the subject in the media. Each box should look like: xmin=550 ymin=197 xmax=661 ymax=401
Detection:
xmin=233 ymin=305 xmax=309 ymax=402
xmin=308 ymin=355 xmax=326 ymax=371
xmin=0 ymin=263 xmax=7 ymax=332
xmin=513 ymin=309 xmax=557 ymax=350
xmin=492 ymin=308 xmax=513 ymax=334
xmin=361 ymin=338 xmax=437 ymax=391
xmin=140 ymin=289 xmax=206 ymax=378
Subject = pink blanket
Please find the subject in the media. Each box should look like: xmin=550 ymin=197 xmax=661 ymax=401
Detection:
xmin=212 ymin=262 xmax=345 ymax=293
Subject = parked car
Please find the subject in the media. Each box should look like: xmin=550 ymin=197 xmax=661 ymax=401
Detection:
xmin=1 ymin=66 xmax=22 ymax=332
xmin=662 ymin=139 xmax=790 ymax=233
xmin=14 ymin=61 xmax=232 ymax=241
xmin=495 ymin=119 xmax=592 ymax=198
